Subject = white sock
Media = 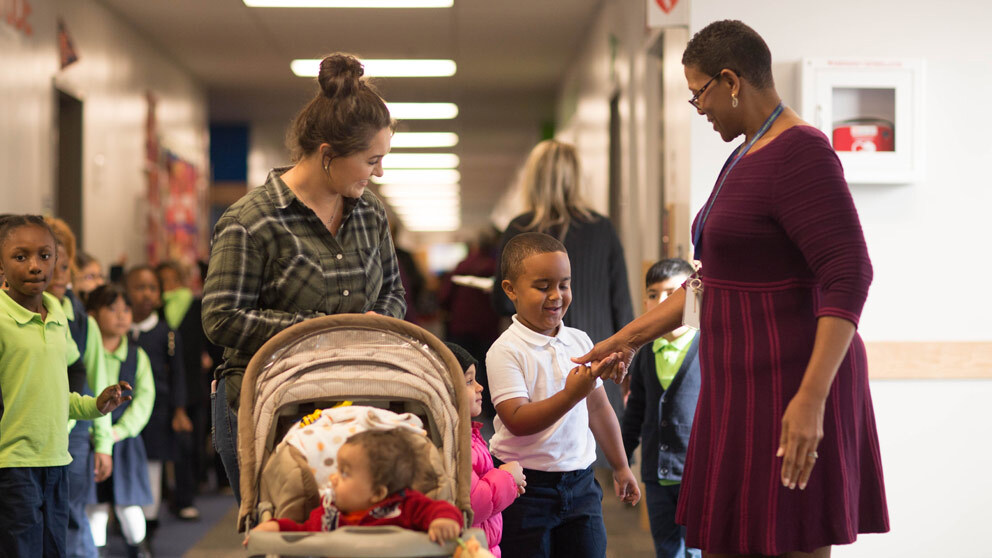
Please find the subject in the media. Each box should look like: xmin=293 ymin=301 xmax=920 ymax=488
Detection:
xmin=86 ymin=503 xmax=110 ymax=547
xmin=116 ymin=505 xmax=147 ymax=545
xmin=142 ymin=460 xmax=163 ymax=520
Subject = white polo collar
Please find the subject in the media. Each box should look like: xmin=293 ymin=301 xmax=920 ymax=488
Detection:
xmin=508 ymin=314 xmax=574 ymax=348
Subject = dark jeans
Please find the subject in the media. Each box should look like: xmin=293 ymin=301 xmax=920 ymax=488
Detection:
xmin=211 ymin=377 xmax=241 ymax=504
xmin=0 ymin=466 xmax=69 ymax=558
xmin=66 ymin=423 xmax=98 ymax=558
xmin=495 ymin=461 xmax=607 ymax=558
xmin=644 ymin=482 xmax=700 ymax=558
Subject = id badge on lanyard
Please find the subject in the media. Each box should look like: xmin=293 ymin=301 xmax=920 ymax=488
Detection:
xmin=685 ymin=103 xmax=784 ymax=329
xmin=683 ymin=268 xmax=703 ymax=329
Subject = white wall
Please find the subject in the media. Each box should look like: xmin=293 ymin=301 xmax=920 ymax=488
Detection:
xmin=556 ymin=0 xmax=992 ymax=554
xmin=840 ymin=379 xmax=992 ymax=558
xmin=1 ymin=0 xmax=59 ymax=215
xmin=0 ymin=0 xmax=208 ymax=266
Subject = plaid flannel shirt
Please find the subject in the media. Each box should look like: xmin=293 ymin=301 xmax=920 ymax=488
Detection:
xmin=202 ymin=167 xmax=406 ymax=407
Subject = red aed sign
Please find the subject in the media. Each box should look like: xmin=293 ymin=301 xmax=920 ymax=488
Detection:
xmin=655 ymin=0 xmax=679 ymax=14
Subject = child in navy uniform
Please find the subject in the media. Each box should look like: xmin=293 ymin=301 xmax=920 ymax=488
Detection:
xmin=155 ymin=260 xmax=204 ymax=520
xmin=44 ymin=216 xmax=114 ymax=558
xmin=85 ymin=285 xmax=156 ymax=558
xmin=124 ymin=265 xmax=190 ymax=530
xmin=621 ymin=258 xmax=701 ymax=558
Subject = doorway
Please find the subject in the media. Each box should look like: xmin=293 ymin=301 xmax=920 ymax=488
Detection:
xmin=55 ymin=89 xmax=84 ymax=245
xmin=608 ymin=92 xmax=622 ymax=231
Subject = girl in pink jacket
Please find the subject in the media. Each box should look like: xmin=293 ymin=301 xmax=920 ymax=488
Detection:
xmin=446 ymin=343 xmax=525 ymax=557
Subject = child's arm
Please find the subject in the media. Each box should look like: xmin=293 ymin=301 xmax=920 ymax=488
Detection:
xmin=587 ymin=386 xmax=641 ymax=506
xmin=471 ymin=465 xmax=520 ymax=522
xmin=167 ymin=330 xmax=194 ymax=433
xmin=620 ymin=350 xmax=647 ymax=462
xmin=495 ymin=360 xmax=612 ymax=437
xmin=405 ymin=492 xmax=463 ymax=543
xmin=111 ymin=349 xmax=156 ymax=441
xmin=84 ymin=316 xmax=115 ymax=456
xmin=428 ymin=518 xmax=461 ymax=545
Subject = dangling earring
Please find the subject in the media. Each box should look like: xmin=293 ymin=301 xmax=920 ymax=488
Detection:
xmin=731 ymin=94 xmax=739 ymax=108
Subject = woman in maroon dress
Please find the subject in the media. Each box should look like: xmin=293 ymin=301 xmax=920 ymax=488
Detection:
xmin=575 ymin=20 xmax=888 ymax=557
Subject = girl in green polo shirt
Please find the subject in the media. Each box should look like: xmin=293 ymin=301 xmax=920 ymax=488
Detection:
xmin=0 ymin=215 xmax=131 ymax=558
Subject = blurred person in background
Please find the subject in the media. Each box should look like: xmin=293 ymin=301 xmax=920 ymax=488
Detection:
xmin=492 ymin=139 xmax=634 ymax=466
xmin=439 ymin=227 xmax=502 ymax=419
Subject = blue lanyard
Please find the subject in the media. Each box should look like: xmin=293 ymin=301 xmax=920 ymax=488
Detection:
xmin=692 ymin=103 xmax=785 ymax=254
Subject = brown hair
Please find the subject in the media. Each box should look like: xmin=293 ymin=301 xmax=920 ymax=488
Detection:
xmin=44 ymin=217 xmax=78 ymax=273
xmin=345 ymin=429 xmax=421 ymax=496
xmin=287 ymin=53 xmax=394 ymax=162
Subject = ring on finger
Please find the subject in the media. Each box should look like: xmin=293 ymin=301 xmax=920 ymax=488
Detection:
xmin=807 ymin=450 xmax=819 ymax=459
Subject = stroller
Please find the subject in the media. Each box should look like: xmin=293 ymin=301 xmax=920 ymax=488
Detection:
xmin=238 ymin=314 xmax=487 ymax=557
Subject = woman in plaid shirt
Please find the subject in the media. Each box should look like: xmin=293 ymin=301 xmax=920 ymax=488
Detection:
xmin=202 ymin=53 xmax=406 ymax=501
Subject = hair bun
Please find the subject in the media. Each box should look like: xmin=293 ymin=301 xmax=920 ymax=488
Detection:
xmin=318 ymin=53 xmax=364 ymax=99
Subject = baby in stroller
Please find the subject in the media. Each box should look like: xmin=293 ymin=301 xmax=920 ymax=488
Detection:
xmin=250 ymin=429 xmax=462 ymax=543
xmin=237 ymin=314 xmax=490 ymax=557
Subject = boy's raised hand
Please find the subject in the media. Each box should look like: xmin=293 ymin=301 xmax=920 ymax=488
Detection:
xmin=96 ymin=381 xmax=132 ymax=415
xmin=428 ymin=518 xmax=461 ymax=545
xmin=613 ymin=466 xmax=641 ymax=506
xmin=498 ymin=460 xmax=527 ymax=495
xmin=564 ymin=365 xmax=597 ymax=401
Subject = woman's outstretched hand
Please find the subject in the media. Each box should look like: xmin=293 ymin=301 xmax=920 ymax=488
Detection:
xmin=571 ymin=337 xmax=636 ymax=384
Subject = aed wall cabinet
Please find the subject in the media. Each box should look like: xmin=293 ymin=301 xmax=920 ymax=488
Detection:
xmin=800 ymin=58 xmax=925 ymax=184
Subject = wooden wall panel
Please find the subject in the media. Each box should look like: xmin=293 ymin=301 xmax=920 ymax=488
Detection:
xmin=866 ymin=341 xmax=992 ymax=379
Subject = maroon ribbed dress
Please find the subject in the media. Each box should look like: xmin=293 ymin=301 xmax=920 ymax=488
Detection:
xmin=675 ymin=126 xmax=889 ymax=554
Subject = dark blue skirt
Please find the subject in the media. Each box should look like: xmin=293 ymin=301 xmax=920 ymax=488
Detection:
xmin=91 ymin=435 xmax=152 ymax=507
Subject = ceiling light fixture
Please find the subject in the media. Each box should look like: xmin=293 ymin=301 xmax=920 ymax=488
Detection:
xmin=389 ymin=132 xmax=459 ymax=148
xmin=246 ymin=1 xmax=452 ymax=7
xmin=400 ymin=216 xmax=461 ymax=232
xmin=291 ymin=59 xmax=456 ymax=78
xmin=374 ymin=169 xmax=460 ymax=185
xmin=388 ymin=197 xmax=460 ymax=210
xmin=379 ymin=183 xmax=460 ymax=198
xmin=386 ymin=103 xmax=459 ymax=120
xmin=382 ymin=153 xmax=459 ymax=169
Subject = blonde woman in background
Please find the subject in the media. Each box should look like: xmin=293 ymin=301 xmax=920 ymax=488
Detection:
xmin=492 ymin=140 xmax=634 ymax=463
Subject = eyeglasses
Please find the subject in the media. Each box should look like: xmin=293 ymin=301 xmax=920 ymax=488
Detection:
xmin=688 ymin=72 xmax=722 ymax=109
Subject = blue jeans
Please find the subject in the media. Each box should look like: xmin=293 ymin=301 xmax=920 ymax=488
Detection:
xmin=66 ymin=424 xmax=98 ymax=558
xmin=496 ymin=462 xmax=607 ymax=558
xmin=0 ymin=466 xmax=69 ymax=558
xmin=644 ymin=482 xmax=700 ymax=558
xmin=211 ymin=377 xmax=241 ymax=504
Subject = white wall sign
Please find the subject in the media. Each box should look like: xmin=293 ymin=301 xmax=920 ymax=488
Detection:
xmin=646 ymin=0 xmax=688 ymax=28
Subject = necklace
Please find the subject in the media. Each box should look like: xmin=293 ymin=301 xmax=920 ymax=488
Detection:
xmin=327 ymin=195 xmax=343 ymax=228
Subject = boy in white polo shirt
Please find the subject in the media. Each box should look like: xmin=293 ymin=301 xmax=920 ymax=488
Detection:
xmin=486 ymin=232 xmax=640 ymax=558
